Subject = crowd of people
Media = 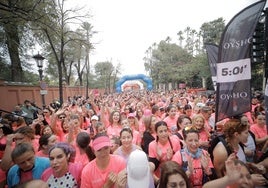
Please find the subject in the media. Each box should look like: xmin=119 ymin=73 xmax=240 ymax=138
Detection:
xmin=0 ymin=89 xmax=267 ymax=188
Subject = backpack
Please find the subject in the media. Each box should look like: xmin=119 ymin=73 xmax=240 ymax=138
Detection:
xmin=175 ymin=132 xmax=184 ymax=148
xmin=208 ymin=134 xmax=232 ymax=163
xmin=180 ymin=149 xmax=213 ymax=186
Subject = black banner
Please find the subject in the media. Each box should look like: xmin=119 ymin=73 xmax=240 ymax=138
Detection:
xmin=205 ymin=43 xmax=219 ymax=90
xmin=216 ymin=0 xmax=266 ymax=122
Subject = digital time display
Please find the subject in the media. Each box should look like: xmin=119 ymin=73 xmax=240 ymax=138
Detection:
xmin=217 ymin=58 xmax=251 ymax=83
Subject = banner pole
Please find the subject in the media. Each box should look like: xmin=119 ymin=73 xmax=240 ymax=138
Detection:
xmin=264 ymin=8 xmax=268 ymax=134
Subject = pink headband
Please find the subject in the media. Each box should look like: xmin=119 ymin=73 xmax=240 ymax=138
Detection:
xmin=92 ymin=136 xmax=111 ymax=151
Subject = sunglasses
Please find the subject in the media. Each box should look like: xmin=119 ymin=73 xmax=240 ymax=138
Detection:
xmin=183 ymin=125 xmax=198 ymax=132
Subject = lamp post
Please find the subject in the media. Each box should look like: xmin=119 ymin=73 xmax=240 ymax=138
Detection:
xmin=33 ymin=53 xmax=46 ymax=109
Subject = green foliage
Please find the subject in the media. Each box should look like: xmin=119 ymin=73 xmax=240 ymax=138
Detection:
xmin=144 ymin=18 xmax=227 ymax=90
xmin=94 ymin=61 xmax=120 ymax=92
xmin=200 ymin=18 xmax=225 ymax=45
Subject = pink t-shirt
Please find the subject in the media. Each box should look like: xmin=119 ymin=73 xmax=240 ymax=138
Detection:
xmin=172 ymin=149 xmax=214 ymax=188
xmin=74 ymin=144 xmax=90 ymax=166
xmin=81 ymin=155 xmax=126 ymax=188
xmin=41 ymin=163 xmax=83 ymax=188
xmin=132 ymin=130 xmax=142 ymax=145
xmin=148 ymin=137 xmax=181 ymax=177
xmin=199 ymin=129 xmax=210 ymax=142
xmin=250 ymin=124 xmax=267 ymax=139
xmin=36 ymin=150 xmax=48 ymax=158
xmin=163 ymin=116 xmax=178 ymax=131
xmin=106 ymin=125 xmax=122 ymax=138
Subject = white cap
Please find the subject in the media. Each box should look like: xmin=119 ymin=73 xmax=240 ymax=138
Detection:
xmin=127 ymin=150 xmax=150 ymax=188
xmin=196 ymin=102 xmax=205 ymax=108
xmin=91 ymin=115 xmax=99 ymax=121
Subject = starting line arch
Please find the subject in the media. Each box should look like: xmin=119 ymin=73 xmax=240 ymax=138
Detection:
xmin=115 ymin=74 xmax=153 ymax=92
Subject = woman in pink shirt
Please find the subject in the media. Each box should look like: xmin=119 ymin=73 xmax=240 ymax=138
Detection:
xmin=106 ymin=111 xmax=122 ymax=138
xmin=121 ymin=118 xmax=141 ymax=146
xmin=74 ymin=132 xmax=95 ymax=166
xmin=42 ymin=108 xmax=52 ymax=126
xmin=81 ymin=133 xmax=126 ymax=188
xmin=250 ymin=113 xmax=268 ymax=159
xmin=148 ymin=121 xmax=181 ymax=178
xmin=192 ymin=114 xmax=211 ymax=150
xmin=36 ymin=134 xmax=57 ymax=158
xmin=172 ymin=126 xmax=215 ymax=188
xmin=113 ymin=127 xmax=142 ymax=162
xmin=163 ymin=105 xmax=179 ymax=132
xmin=142 ymin=115 xmax=158 ymax=154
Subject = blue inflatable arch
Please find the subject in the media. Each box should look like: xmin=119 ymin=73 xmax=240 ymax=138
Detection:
xmin=116 ymin=74 xmax=153 ymax=92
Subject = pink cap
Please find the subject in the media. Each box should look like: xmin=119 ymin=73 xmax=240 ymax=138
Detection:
xmin=143 ymin=109 xmax=152 ymax=116
xmin=127 ymin=113 xmax=135 ymax=118
xmin=92 ymin=135 xmax=111 ymax=151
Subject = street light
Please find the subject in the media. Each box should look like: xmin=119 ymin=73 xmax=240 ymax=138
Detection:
xmin=33 ymin=52 xmax=46 ymax=109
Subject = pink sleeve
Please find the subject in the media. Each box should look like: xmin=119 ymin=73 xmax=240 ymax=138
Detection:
xmin=148 ymin=141 xmax=157 ymax=158
xmin=41 ymin=168 xmax=52 ymax=182
xmin=170 ymin=137 xmax=181 ymax=152
xmin=250 ymin=125 xmax=258 ymax=137
xmin=171 ymin=151 xmax=182 ymax=165
xmin=81 ymin=166 xmax=93 ymax=188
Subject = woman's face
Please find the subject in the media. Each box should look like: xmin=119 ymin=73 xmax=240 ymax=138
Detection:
xmin=157 ymin=125 xmax=169 ymax=142
xmin=43 ymin=126 xmax=53 ymax=135
xmin=185 ymin=132 xmax=199 ymax=154
xmin=137 ymin=110 xmax=143 ymax=117
xmin=43 ymin=110 xmax=50 ymax=117
xmin=70 ymin=118 xmax=80 ymax=129
xmin=150 ymin=116 xmax=157 ymax=131
xmin=167 ymin=173 xmax=187 ymax=188
xmin=94 ymin=146 xmax=111 ymax=159
xmin=47 ymin=135 xmax=57 ymax=149
xmin=62 ymin=122 xmax=69 ymax=132
xmin=237 ymin=127 xmax=249 ymax=144
xmin=229 ymin=165 xmax=253 ymax=188
xmin=120 ymin=130 xmax=133 ymax=147
xmin=97 ymin=125 xmax=106 ymax=134
xmin=256 ymin=114 xmax=265 ymax=126
xmin=128 ymin=117 xmax=135 ymax=124
xmin=193 ymin=117 xmax=204 ymax=129
xmin=180 ymin=118 xmax=191 ymax=129
xmin=169 ymin=107 xmax=177 ymax=118
xmin=185 ymin=109 xmax=192 ymax=116
xmin=49 ymin=148 xmax=69 ymax=176
xmin=112 ymin=112 xmax=120 ymax=123
xmin=121 ymin=119 xmax=130 ymax=127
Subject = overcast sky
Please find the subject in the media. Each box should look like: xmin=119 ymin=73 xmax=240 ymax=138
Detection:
xmin=69 ymin=0 xmax=263 ymax=76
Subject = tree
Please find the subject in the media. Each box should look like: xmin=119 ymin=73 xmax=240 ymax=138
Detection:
xmin=0 ymin=0 xmax=43 ymax=81
xmin=94 ymin=61 xmax=118 ymax=93
xmin=31 ymin=0 xmax=92 ymax=104
xmin=200 ymin=17 xmax=225 ymax=45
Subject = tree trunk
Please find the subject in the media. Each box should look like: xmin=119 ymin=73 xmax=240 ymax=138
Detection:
xmin=4 ymin=23 xmax=23 ymax=82
xmin=202 ymin=77 xmax=206 ymax=88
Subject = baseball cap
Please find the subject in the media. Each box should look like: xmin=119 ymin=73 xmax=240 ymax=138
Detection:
xmin=196 ymin=102 xmax=205 ymax=108
xmin=91 ymin=115 xmax=99 ymax=121
xmin=127 ymin=113 xmax=135 ymax=118
xmin=127 ymin=150 xmax=150 ymax=188
xmin=143 ymin=109 xmax=152 ymax=116
xmin=92 ymin=135 xmax=111 ymax=151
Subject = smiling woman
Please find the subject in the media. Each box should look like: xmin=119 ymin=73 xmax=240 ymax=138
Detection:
xmin=172 ymin=126 xmax=217 ymax=187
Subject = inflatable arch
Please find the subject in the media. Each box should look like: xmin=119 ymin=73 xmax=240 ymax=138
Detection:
xmin=116 ymin=74 xmax=153 ymax=92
